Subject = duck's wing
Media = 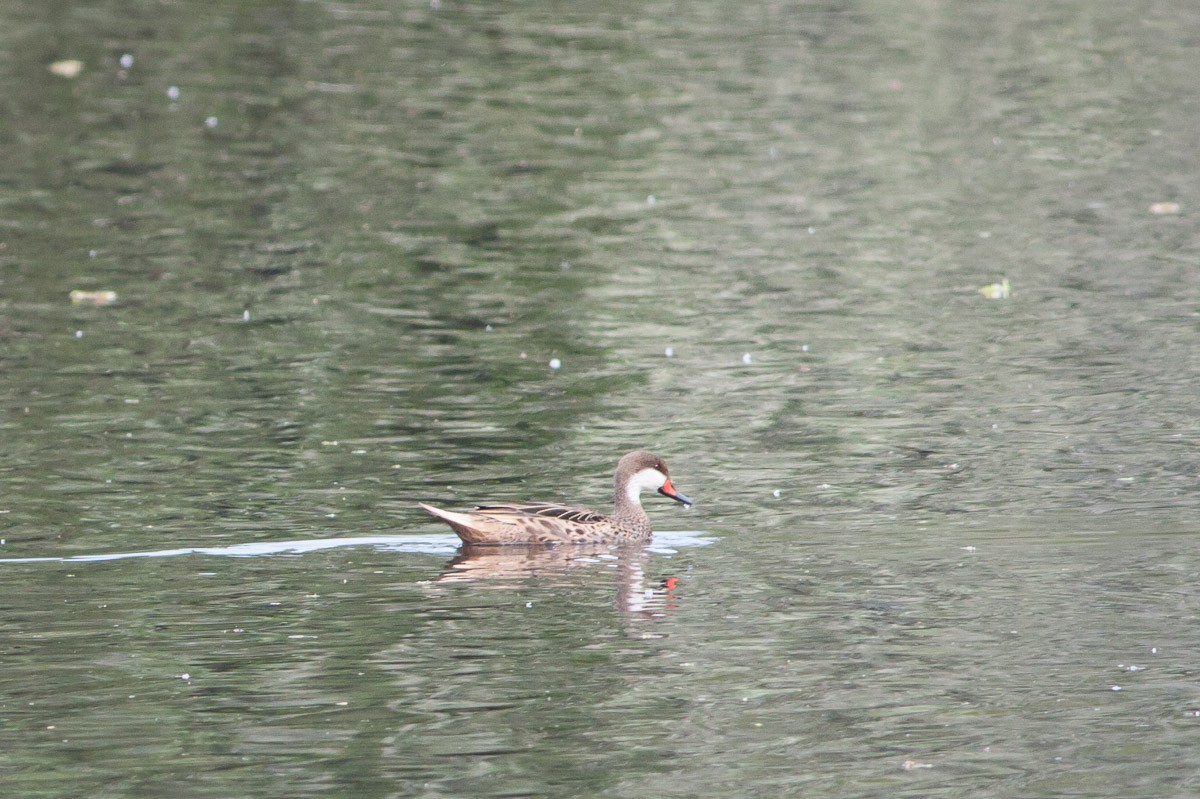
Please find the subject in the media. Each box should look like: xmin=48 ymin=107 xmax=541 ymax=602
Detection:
xmin=420 ymin=501 xmax=611 ymax=544
xmin=474 ymin=502 xmax=608 ymax=525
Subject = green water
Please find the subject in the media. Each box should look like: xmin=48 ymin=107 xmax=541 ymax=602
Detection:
xmin=3 ymin=1 xmax=1200 ymax=796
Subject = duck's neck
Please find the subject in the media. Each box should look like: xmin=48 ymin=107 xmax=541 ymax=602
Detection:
xmin=612 ymin=482 xmax=650 ymax=527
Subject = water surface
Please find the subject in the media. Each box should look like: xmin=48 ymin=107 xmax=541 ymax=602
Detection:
xmin=2 ymin=0 xmax=1199 ymax=796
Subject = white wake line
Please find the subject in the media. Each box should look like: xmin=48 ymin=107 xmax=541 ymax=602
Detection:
xmin=0 ymin=531 xmax=718 ymax=564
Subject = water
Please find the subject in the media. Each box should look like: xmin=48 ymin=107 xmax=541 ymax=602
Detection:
xmin=3 ymin=0 xmax=1200 ymax=796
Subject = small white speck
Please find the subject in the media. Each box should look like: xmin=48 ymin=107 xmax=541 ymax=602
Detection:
xmin=205 ymin=115 xmax=218 ymax=128
xmin=807 ymin=226 xmax=816 ymax=234
xmin=325 ymin=513 xmax=336 ymax=518
xmin=75 ymin=330 xmax=83 ymax=338
xmin=549 ymin=358 xmax=561 ymax=369
xmin=801 ymin=344 xmax=808 ymax=352
xmin=742 ymin=353 xmax=753 ymax=365
xmin=88 ymin=249 xmax=97 ymax=257
xmin=961 ymin=545 xmax=977 ymax=552
xmin=167 ymin=86 xmax=180 ymax=100
xmin=485 ymin=324 xmax=493 ymax=331
xmin=1151 ymin=647 xmax=1159 ymax=654
xmin=242 ymin=309 xmax=250 ymax=321
xmin=525 ymin=602 xmax=533 ymax=608
xmin=768 ymin=146 xmax=777 ymax=159
xmin=178 ymin=673 xmax=190 ymax=681
xmin=664 ymin=347 xmax=674 ymax=358
xmin=646 ymin=194 xmax=656 ymax=206
xmin=992 ymin=136 xmax=1002 ymax=146
xmin=772 ymin=489 xmax=781 ymax=498
xmin=991 ymin=423 xmax=999 ymax=429
xmin=430 ymin=0 xmax=440 ymax=8
xmin=1110 ymin=685 xmax=1122 ymax=691
xmin=560 ymin=260 xmax=570 ymax=270
xmin=120 ymin=53 xmax=134 ymax=69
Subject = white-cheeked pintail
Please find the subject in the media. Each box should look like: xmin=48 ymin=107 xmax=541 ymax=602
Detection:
xmin=419 ymin=450 xmax=692 ymax=545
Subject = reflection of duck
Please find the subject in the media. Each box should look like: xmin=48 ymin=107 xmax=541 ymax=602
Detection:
xmin=435 ymin=544 xmax=616 ymax=583
xmin=434 ymin=543 xmax=681 ymax=626
xmin=419 ymin=451 xmax=692 ymax=545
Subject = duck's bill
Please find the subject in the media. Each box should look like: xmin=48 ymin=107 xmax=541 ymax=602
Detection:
xmin=658 ymin=480 xmax=694 ymax=508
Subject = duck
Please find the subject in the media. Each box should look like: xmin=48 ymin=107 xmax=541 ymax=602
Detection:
xmin=419 ymin=450 xmax=692 ymax=545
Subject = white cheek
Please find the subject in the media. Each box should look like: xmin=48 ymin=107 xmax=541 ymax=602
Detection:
xmin=625 ymin=468 xmax=666 ymax=503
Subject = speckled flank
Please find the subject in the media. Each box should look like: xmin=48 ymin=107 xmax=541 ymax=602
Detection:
xmin=419 ymin=450 xmax=687 ymax=545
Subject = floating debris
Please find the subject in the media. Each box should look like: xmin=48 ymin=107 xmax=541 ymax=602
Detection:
xmin=119 ymin=53 xmax=134 ymax=69
xmin=1150 ymin=202 xmax=1181 ymax=215
xmin=902 ymin=760 xmax=933 ymax=770
xmin=69 ymin=290 xmax=117 ymax=306
xmin=979 ymin=278 xmax=1011 ymax=299
xmin=549 ymin=358 xmax=562 ymax=370
xmin=205 ymin=116 xmax=219 ymax=129
xmin=49 ymin=59 xmax=83 ymax=78
xmin=742 ymin=353 xmax=753 ymax=365
xmin=167 ymin=85 xmax=180 ymax=101
xmin=664 ymin=347 xmax=674 ymax=358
